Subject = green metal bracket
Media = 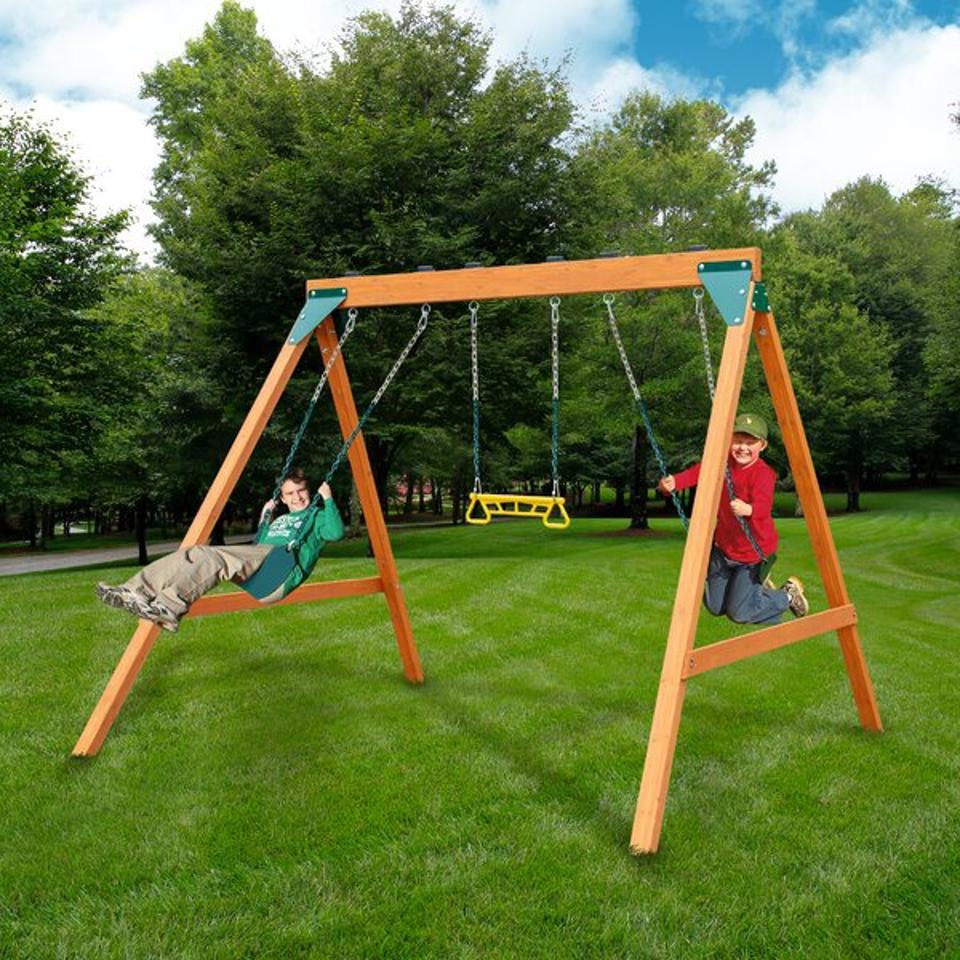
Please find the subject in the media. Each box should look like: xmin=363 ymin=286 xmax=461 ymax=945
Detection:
xmin=697 ymin=260 xmax=754 ymax=327
xmin=288 ymin=288 xmax=348 ymax=345
xmin=752 ymin=282 xmax=769 ymax=313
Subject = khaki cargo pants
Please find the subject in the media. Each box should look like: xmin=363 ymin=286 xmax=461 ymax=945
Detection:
xmin=121 ymin=544 xmax=282 ymax=619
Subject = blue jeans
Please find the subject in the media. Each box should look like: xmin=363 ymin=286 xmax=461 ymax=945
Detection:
xmin=704 ymin=545 xmax=789 ymax=625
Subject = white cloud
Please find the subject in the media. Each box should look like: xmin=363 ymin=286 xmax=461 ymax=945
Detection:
xmin=4 ymin=1 xmax=954 ymax=261
xmin=736 ymin=23 xmax=960 ymax=212
xmin=8 ymin=94 xmax=161 ymax=260
xmin=826 ymin=0 xmax=917 ymax=38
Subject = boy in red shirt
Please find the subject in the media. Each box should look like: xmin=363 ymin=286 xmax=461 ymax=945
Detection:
xmin=657 ymin=413 xmax=808 ymax=625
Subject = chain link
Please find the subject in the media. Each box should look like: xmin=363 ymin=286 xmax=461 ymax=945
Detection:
xmin=322 ymin=304 xmax=431 ymax=491
xmin=257 ymin=308 xmax=358 ymax=540
xmin=693 ymin=288 xmax=716 ymax=399
xmin=469 ymin=300 xmax=482 ymax=492
xmin=550 ymin=297 xmax=561 ymax=497
xmin=604 ymin=293 xmax=688 ymax=527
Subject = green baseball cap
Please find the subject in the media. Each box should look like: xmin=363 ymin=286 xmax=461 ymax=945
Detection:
xmin=733 ymin=413 xmax=768 ymax=441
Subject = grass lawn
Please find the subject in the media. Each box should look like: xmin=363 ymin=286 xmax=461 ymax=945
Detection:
xmin=1 ymin=489 xmax=958 ymax=958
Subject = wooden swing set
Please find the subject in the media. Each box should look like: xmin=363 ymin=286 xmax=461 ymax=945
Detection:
xmin=73 ymin=247 xmax=882 ymax=855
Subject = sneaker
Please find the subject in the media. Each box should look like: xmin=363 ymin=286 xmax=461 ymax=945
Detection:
xmin=96 ymin=583 xmax=179 ymax=632
xmin=145 ymin=598 xmax=181 ymax=633
xmin=783 ymin=577 xmax=809 ymax=618
xmin=96 ymin=582 xmax=154 ymax=619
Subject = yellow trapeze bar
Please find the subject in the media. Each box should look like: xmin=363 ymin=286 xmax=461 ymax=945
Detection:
xmin=466 ymin=492 xmax=570 ymax=530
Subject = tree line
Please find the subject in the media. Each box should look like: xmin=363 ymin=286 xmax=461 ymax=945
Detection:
xmin=3 ymin=1 xmax=959 ymax=551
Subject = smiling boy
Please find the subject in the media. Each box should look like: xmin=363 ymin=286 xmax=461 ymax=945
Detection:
xmin=96 ymin=468 xmax=343 ymax=633
xmin=657 ymin=413 xmax=808 ymax=625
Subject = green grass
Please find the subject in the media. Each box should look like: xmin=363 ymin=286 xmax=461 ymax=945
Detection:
xmin=2 ymin=489 xmax=958 ymax=958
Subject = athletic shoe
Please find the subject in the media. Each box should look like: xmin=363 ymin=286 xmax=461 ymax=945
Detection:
xmin=783 ymin=577 xmax=809 ymax=618
xmin=96 ymin=583 xmax=179 ymax=632
xmin=96 ymin=582 xmax=154 ymax=619
xmin=145 ymin=598 xmax=181 ymax=633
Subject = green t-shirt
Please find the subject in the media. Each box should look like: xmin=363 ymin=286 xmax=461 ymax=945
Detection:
xmin=259 ymin=499 xmax=345 ymax=597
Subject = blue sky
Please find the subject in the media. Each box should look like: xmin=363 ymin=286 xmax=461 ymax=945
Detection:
xmin=630 ymin=1 xmax=958 ymax=95
xmin=0 ymin=0 xmax=957 ymax=258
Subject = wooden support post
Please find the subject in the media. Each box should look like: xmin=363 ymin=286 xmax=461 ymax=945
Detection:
xmin=315 ymin=321 xmax=424 ymax=683
xmin=752 ymin=311 xmax=882 ymax=732
xmin=630 ymin=301 xmax=758 ymax=854
xmin=72 ymin=338 xmax=312 ymax=757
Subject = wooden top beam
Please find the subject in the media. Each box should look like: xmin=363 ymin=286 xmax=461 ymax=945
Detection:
xmin=307 ymin=248 xmax=763 ymax=308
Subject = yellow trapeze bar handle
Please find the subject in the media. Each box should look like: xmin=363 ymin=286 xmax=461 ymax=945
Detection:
xmin=466 ymin=492 xmax=492 ymax=525
xmin=465 ymin=492 xmax=570 ymax=530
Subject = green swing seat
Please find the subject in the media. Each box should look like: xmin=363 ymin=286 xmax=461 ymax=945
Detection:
xmin=238 ymin=546 xmax=300 ymax=601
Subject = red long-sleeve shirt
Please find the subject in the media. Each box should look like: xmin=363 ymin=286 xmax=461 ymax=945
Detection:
xmin=671 ymin=456 xmax=778 ymax=564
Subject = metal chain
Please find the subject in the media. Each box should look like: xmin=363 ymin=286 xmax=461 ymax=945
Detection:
xmin=604 ymin=293 xmax=688 ymax=527
xmin=550 ymin=296 xmax=561 ymax=497
xmin=469 ymin=300 xmax=482 ymax=493
xmin=257 ymin=308 xmax=358 ymax=540
xmin=693 ymin=288 xmax=716 ymax=399
xmin=321 ymin=303 xmax=431 ymax=491
xmin=693 ymin=288 xmax=766 ymax=563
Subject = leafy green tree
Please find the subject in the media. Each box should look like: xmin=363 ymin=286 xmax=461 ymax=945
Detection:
xmin=85 ymin=269 xmax=228 ymax=559
xmin=783 ymin=177 xmax=956 ymax=482
xmin=0 ymin=109 xmax=129 ymax=540
xmin=140 ymin=1 xmax=591 ymax=510
xmin=766 ymin=231 xmax=898 ymax=509
xmin=568 ymin=94 xmax=777 ymax=525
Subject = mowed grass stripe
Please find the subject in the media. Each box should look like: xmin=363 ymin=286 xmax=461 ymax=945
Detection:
xmin=1 ymin=489 xmax=958 ymax=959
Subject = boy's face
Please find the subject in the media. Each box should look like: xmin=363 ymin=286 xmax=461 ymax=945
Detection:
xmin=280 ymin=478 xmax=311 ymax=511
xmin=730 ymin=432 xmax=767 ymax=468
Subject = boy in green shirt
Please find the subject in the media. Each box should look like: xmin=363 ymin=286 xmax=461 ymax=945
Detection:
xmin=97 ymin=469 xmax=344 ymax=632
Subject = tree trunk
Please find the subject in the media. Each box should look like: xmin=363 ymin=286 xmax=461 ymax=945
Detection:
xmin=451 ymin=482 xmax=461 ymax=525
xmin=28 ymin=500 xmax=38 ymax=548
xmin=211 ymin=514 xmax=226 ymax=545
xmin=403 ymin=472 xmax=415 ymax=518
xmin=845 ymin=468 xmax=861 ymax=512
xmin=418 ymin=477 xmax=426 ymax=513
xmin=629 ymin=424 xmax=649 ymax=529
xmin=615 ymin=483 xmax=625 ymax=511
xmin=431 ymin=478 xmax=442 ymax=516
xmin=349 ymin=479 xmax=363 ymax=539
xmin=135 ymin=495 xmax=149 ymax=565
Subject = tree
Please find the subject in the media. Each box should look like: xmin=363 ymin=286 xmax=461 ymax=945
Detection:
xmin=140 ymin=1 xmax=592 ymax=510
xmin=765 ymin=229 xmax=898 ymax=509
xmin=784 ymin=177 xmax=956 ymax=482
xmin=0 ymin=109 xmax=129 ymax=541
xmin=567 ymin=93 xmax=778 ymax=525
xmin=85 ymin=269 xmax=228 ymax=560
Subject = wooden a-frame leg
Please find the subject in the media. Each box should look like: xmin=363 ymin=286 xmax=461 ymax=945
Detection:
xmin=631 ymin=306 xmax=757 ymax=854
xmin=315 ymin=321 xmax=424 ymax=683
xmin=73 ymin=338 xmax=313 ymax=757
xmin=753 ymin=311 xmax=882 ymax=731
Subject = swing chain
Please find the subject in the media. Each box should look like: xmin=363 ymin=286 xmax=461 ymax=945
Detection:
xmin=693 ymin=288 xmax=716 ymax=400
xmin=550 ymin=296 xmax=561 ymax=497
xmin=322 ymin=303 xmax=432 ymax=488
xmin=603 ymin=293 xmax=689 ymax=528
xmin=258 ymin=307 xmax=358 ymax=540
xmin=469 ymin=300 xmax=482 ymax=493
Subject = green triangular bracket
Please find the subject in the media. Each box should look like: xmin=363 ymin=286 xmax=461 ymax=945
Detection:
xmin=288 ymin=288 xmax=348 ymax=345
xmin=752 ymin=282 xmax=769 ymax=313
xmin=697 ymin=260 xmax=754 ymax=327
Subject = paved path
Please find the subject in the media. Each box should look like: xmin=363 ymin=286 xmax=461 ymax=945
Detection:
xmin=0 ymin=535 xmax=252 ymax=577
xmin=0 ymin=522 xmax=451 ymax=577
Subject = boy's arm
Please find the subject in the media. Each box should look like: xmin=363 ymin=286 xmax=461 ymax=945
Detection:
xmin=671 ymin=463 xmax=701 ymax=492
xmin=316 ymin=497 xmax=345 ymax=542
